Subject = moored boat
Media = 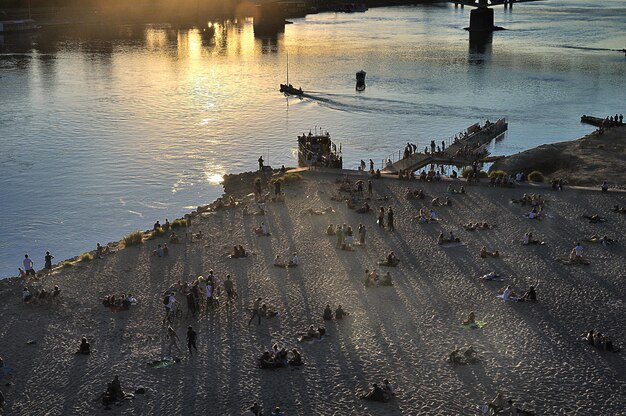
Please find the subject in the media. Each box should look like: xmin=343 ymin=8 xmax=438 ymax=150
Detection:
xmin=356 ymin=69 xmax=366 ymax=91
xmin=297 ymin=129 xmax=342 ymax=168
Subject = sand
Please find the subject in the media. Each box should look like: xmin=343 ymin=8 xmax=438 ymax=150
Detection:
xmin=0 ymin=169 xmax=625 ymax=415
xmin=491 ymin=125 xmax=626 ymax=188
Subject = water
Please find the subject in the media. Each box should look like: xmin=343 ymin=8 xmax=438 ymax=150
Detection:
xmin=0 ymin=1 xmax=625 ymax=277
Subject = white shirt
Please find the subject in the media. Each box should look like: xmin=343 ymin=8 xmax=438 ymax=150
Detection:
xmin=291 ymin=255 xmax=299 ymax=265
xmin=205 ymin=284 xmax=213 ymax=298
xmin=23 ymin=257 xmax=34 ymax=270
xmin=430 ymin=211 xmax=437 ymax=220
xmin=523 ymin=234 xmax=529 ymax=245
xmin=502 ymin=288 xmax=512 ymax=300
xmin=574 ymin=245 xmax=583 ymax=257
xmin=528 ymin=211 xmax=536 ymax=219
xmin=166 ymin=295 xmax=176 ymax=309
xmin=261 ymin=223 xmax=267 ymax=234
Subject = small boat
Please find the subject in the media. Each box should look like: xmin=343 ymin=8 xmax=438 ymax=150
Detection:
xmin=279 ymin=52 xmax=304 ymax=96
xmin=298 ymin=129 xmax=342 ymax=168
xmin=280 ymin=84 xmax=304 ymax=96
xmin=356 ymin=70 xmax=366 ymax=91
xmin=0 ymin=19 xmax=40 ymax=34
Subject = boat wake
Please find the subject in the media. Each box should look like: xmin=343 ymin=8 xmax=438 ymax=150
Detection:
xmin=299 ymin=92 xmax=488 ymax=118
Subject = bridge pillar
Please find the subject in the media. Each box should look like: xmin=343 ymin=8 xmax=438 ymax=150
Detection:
xmin=468 ymin=7 xmax=494 ymax=32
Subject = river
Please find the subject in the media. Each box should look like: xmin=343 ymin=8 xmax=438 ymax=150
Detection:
xmin=0 ymin=0 xmax=624 ymax=277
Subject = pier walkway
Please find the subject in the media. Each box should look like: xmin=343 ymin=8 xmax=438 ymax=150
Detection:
xmin=382 ymin=119 xmax=507 ymax=174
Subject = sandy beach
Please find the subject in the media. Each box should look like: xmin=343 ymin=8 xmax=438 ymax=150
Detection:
xmin=0 ymin=168 xmax=624 ymax=415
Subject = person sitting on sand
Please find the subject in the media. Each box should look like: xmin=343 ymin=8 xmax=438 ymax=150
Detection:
xmin=163 ymin=243 xmax=169 ymax=256
xmin=583 ymin=214 xmax=606 ymax=224
xmin=356 ymin=202 xmax=371 ymax=214
xmin=169 ymin=232 xmax=180 ymax=244
xmin=100 ymin=382 xmax=117 ymax=407
xmin=381 ymin=252 xmax=398 ymax=266
xmin=255 ymin=222 xmax=269 ymax=236
xmin=323 ymin=304 xmax=333 ymax=320
xmin=463 ymin=346 xmax=478 ymax=363
xmin=379 ymin=272 xmax=393 ymax=286
xmin=569 ymin=242 xmax=584 ymax=262
xmin=479 ymin=271 xmax=501 ymax=281
xmin=523 ymin=232 xmax=540 ymax=245
xmin=259 ymin=304 xmax=278 ymax=318
xmin=489 ymin=393 xmax=507 ymax=413
xmin=289 ymin=349 xmax=304 ymax=366
xmin=444 ymin=197 xmax=452 ymax=206
xmin=461 ymin=311 xmax=476 ymax=326
xmin=448 ymin=348 xmax=464 ymax=365
xmin=76 ymin=337 xmax=90 ymax=355
xmin=382 ymin=379 xmax=396 ymax=400
xmin=274 ymin=255 xmax=285 ymax=268
xmin=430 ymin=209 xmax=438 ymax=222
xmin=586 ymin=235 xmax=615 ymax=246
xmin=289 ymin=252 xmax=299 ymax=267
xmin=431 ymin=197 xmax=442 ymax=207
xmin=259 ymin=351 xmax=275 ymax=369
xmin=51 ymin=285 xmax=61 ymax=298
xmin=152 ymin=244 xmax=164 ymax=257
xmin=22 ymin=287 xmax=32 ymax=303
xmin=501 ymin=286 xmax=520 ymax=301
xmin=326 ymin=224 xmax=335 ymax=236
xmin=612 ymin=205 xmax=626 ymax=214
xmin=38 ymin=288 xmax=47 ymax=301
xmin=307 ymin=325 xmax=322 ymax=339
xmin=96 ymin=243 xmax=112 ymax=258
xmin=522 ymin=286 xmax=537 ymax=302
xmin=479 ymin=246 xmax=499 ymax=258
xmin=153 ymin=220 xmax=161 ymax=231
xmin=335 ymin=305 xmax=348 ymax=319
xmin=193 ymin=230 xmax=203 ymax=240
xmin=361 ymin=383 xmax=387 ymax=402
xmin=110 ymin=375 xmax=124 ymax=400
xmin=271 ymin=407 xmax=285 ymax=416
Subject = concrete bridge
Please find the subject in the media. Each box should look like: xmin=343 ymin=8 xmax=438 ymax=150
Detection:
xmin=450 ymin=0 xmax=545 ymax=32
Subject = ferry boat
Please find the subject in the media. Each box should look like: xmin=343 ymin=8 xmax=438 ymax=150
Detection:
xmin=297 ymin=129 xmax=342 ymax=168
xmin=0 ymin=19 xmax=40 ymax=34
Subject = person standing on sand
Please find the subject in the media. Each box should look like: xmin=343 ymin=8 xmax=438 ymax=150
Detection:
xmin=367 ymin=180 xmax=373 ymax=199
xmin=44 ymin=251 xmax=54 ymax=274
xmin=359 ymin=224 xmax=367 ymax=245
xmin=23 ymin=254 xmax=35 ymax=277
xmin=387 ymin=207 xmax=394 ymax=232
xmin=186 ymin=326 xmax=197 ymax=355
xmin=378 ymin=207 xmax=385 ymax=228
xmin=224 ymin=274 xmax=235 ymax=301
xmin=166 ymin=326 xmax=182 ymax=357
xmin=248 ymin=297 xmax=263 ymax=326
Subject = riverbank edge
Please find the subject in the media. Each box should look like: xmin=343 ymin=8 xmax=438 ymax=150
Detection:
xmin=3 ymin=152 xmax=622 ymax=282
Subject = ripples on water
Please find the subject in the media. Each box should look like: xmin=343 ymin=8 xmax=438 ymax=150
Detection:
xmin=0 ymin=1 xmax=624 ymax=277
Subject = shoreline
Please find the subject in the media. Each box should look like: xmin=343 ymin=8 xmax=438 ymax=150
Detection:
xmin=3 ymin=122 xmax=623 ymax=280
